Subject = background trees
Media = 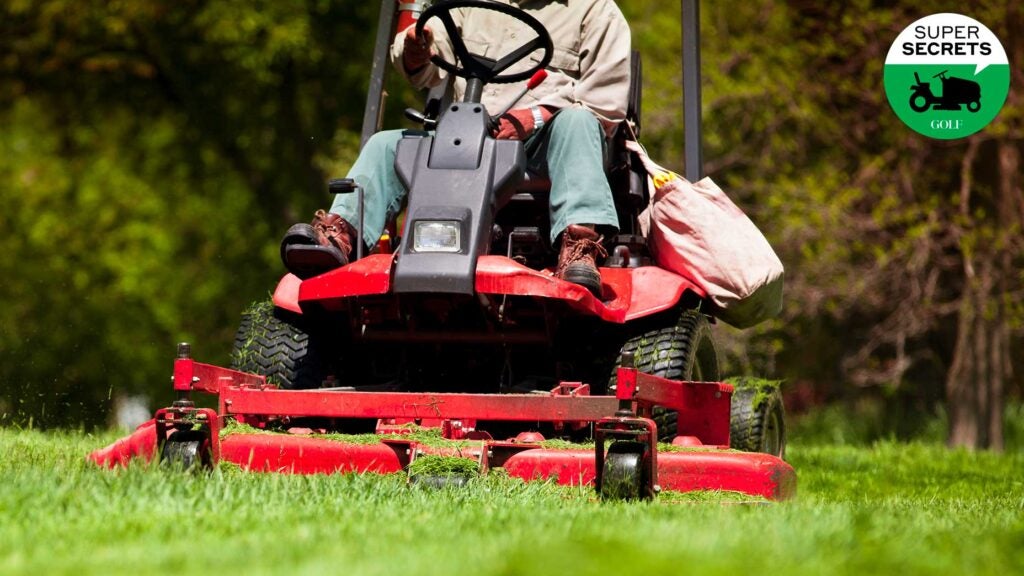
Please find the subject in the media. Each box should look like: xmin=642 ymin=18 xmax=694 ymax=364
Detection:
xmin=1 ymin=0 xmax=1020 ymax=448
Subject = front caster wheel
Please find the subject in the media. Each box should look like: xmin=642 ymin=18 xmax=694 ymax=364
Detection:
xmin=160 ymin=429 xmax=212 ymax=471
xmin=599 ymin=441 xmax=650 ymax=501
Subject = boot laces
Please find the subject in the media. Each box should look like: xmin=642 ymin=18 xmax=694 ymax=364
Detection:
xmin=557 ymin=235 xmax=607 ymax=276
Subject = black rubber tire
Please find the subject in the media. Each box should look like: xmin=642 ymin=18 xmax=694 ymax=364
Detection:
xmin=231 ymin=300 xmax=329 ymax=390
xmin=730 ymin=384 xmax=786 ymax=458
xmin=160 ymin=430 xmax=211 ymax=470
xmin=610 ymin=310 xmax=720 ymax=441
xmin=599 ymin=441 xmax=647 ymax=500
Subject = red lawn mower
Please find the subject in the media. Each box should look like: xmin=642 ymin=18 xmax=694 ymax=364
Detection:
xmin=91 ymin=0 xmax=794 ymax=501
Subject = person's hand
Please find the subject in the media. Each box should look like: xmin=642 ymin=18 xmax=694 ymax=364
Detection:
xmin=403 ymin=25 xmax=434 ymax=73
xmin=494 ymin=107 xmax=553 ymax=140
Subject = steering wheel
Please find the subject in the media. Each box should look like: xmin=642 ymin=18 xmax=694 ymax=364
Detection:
xmin=415 ymin=0 xmax=553 ymax=84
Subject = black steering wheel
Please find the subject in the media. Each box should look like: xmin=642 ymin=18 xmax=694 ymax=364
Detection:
xmin=416 ymin=0 xmax=554 ymax=84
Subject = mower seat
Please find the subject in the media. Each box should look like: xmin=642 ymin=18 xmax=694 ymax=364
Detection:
xmin=497 ymin=51 xmax=648 ymax=250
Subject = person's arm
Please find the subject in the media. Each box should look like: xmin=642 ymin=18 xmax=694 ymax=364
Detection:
xmin=493 ymin=105 xmax=555 ymax=140
xmin=496 ymin=1 xmax=630 ymax=140
xmin=574 ymin=1 xmax=632 ymax=132
xmin=389 ymin=19 xmax=458 ymax=90
xmin=401 ymin=25 xmax=435 ymax=76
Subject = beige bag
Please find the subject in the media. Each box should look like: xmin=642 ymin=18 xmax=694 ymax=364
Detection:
xmin=627 ymin=141 xmax=784 ymax=328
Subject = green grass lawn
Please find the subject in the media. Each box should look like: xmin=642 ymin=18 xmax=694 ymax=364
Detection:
xmin=1 ymin=428 xmax=1022 ymax=576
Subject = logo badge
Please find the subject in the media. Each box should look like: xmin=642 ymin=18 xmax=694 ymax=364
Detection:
xmin=884 ymin=13 xmax=1010 ymax=139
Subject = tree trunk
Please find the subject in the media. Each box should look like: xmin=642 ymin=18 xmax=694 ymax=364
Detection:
xmin=946 ymin=137 xmax=1022 ymax=451
xmin=946 ymin=256 xmax=1007 ymax=451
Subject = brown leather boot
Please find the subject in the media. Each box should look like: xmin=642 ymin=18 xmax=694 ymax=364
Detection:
xmin=556 ymin=224 xmax=607 ymax=297
xmin=311 ymin=209 xmax=355 ymax=257
xmin=280 ymin=210 xmax=355 ymax=279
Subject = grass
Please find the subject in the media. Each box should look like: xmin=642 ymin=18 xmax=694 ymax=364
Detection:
xmin=406 ymin=454 xmax=481 ymax=478
xmin=1 ymin=428 xmax=1022 ymax=575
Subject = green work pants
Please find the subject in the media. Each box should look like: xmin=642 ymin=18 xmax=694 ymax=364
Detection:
xmin=330 ymin=108 xmax=619 ymax=248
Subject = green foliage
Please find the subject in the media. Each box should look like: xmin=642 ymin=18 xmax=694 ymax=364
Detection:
xmin=0 ymin=99 xmax=277 ymax=426
xmin=0 ymin=0 xmax=1021 ymax=434
xmin=0 ymin=0 xmax=409 ymax=426
xmin=2 ymin=429 xmax=1023 ymax=574
xmin=792 ymin=401 xmax=1024 ymax=450
xmin=627 ymin=1 xmax=1024 ymax=429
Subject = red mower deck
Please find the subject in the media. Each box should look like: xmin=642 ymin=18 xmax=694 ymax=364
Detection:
xmin=90 ymin=352 xmax=796 ymax=501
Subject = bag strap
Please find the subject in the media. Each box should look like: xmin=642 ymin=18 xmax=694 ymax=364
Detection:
xmin=624 ymin=140 xmax=685 ymax=191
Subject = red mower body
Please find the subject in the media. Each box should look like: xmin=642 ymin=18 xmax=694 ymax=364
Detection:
xmin=90 ymin=0 xmax=795 ymax=501
xmin=273 ymin=254 xmax=705 ymax=323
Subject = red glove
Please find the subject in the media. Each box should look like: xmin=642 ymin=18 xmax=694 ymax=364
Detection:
xmin=403 ymin=25 xmax=434 ymax=74
xmin=494 ymin=106 xmax=554 ymax=140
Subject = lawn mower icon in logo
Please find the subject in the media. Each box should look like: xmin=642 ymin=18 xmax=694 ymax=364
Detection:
xmin=909 ymin=70 xmax=981 ymax=113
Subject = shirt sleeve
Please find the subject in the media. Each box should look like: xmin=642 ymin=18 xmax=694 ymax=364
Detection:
xmin=574 ymin=1 xmax=632 ymax=132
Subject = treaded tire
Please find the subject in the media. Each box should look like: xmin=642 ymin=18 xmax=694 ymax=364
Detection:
xmin=729 ymin=381 xmax=785 ymax=458
xmin=610 ymin=309 xmax=720 ymax=441
xmin=231 ymin=299 xmax=329 ymax=390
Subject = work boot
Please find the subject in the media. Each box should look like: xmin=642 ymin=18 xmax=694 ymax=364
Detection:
xmin=310 ymin=209 xmax=355 ymax=256
xmin=556 ymin=224 xmax=607 ymax=297
xmin=280 ymin=210 xmax=355 ymax=279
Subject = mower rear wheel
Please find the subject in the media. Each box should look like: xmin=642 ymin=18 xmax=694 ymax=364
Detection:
xmin=610 ymin=309 xmax=720 ymax=441
xmin=729 ymin=381 xmax=786 ymax=458
xmin=599 ymin=441 xmax=648 ymax=500
xmin=231 ymin=300 xmax=329 ymax=390
xmin=160 ymin=430 xmax=211 ymax=471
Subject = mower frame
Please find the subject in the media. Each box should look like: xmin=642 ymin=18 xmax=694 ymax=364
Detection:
xmin=91 ymin=344 xmax=795 ymax=500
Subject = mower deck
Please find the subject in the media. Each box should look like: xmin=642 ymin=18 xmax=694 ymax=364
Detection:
xmin=89 ymin=351 xmax=796 ymax=501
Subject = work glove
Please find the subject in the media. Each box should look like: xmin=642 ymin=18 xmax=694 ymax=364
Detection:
xmin=403 ymin=25 xmax=434 ymax=74
xmin=494 ymin=107 xmax=553 ymax=140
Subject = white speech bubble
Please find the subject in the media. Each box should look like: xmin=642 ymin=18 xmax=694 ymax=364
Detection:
xmin=885 ymin=13 xmax=1008 ymax=75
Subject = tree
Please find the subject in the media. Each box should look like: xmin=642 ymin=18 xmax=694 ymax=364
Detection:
xmin=626 ymin=0 xmax=1023 ymax=448
xmin=0 ymin=0 xmax=394 ymax=426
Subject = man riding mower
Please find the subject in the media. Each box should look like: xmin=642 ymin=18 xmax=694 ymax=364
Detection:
xmin=89 ymin=0 xmax=793 ymax=501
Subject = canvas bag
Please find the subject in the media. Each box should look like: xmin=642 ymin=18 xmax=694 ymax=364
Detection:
xmin=626 ymin=140 xmax=784 ymax=328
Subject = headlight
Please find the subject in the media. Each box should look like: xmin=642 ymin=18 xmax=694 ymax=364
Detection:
xmin=412 ymin=221 xmax=461 ymax=253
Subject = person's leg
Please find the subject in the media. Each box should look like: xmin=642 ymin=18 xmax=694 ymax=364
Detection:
xmin=525 ymin=108 xmax=617 ymax=296
xmin=282 ymin=130 xmax=407 ymax=278
xmin=532 ymin=108 xmax=619 ymax=244
xmin=330 ymin=129 xmax=409 ymax=251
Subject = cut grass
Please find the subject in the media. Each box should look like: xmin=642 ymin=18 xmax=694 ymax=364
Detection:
xmin=221 ymin=420 xmax=478 ymax=447
xmin=1 ymin=428 xmax=1022 ymax=575
xmin=222 ymin=421 xmax=728 ymax=453
xmin=407 ymin=454 xmax=481 ymax=478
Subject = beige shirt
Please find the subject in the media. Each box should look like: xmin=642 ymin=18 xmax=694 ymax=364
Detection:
xmin=391 ymin=0 xmax=631 ymax=134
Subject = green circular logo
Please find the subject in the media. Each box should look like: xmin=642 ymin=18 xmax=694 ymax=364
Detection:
xmin=884 ymin=13 xmax=1010 ymax=139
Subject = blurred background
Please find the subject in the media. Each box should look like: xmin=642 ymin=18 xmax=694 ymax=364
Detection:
xmin=0 ymin=0 xmax=1020 ymax=450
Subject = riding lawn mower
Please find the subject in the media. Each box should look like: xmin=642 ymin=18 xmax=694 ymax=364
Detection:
xmin=90 ymin=0 xmax=795 ymax=501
